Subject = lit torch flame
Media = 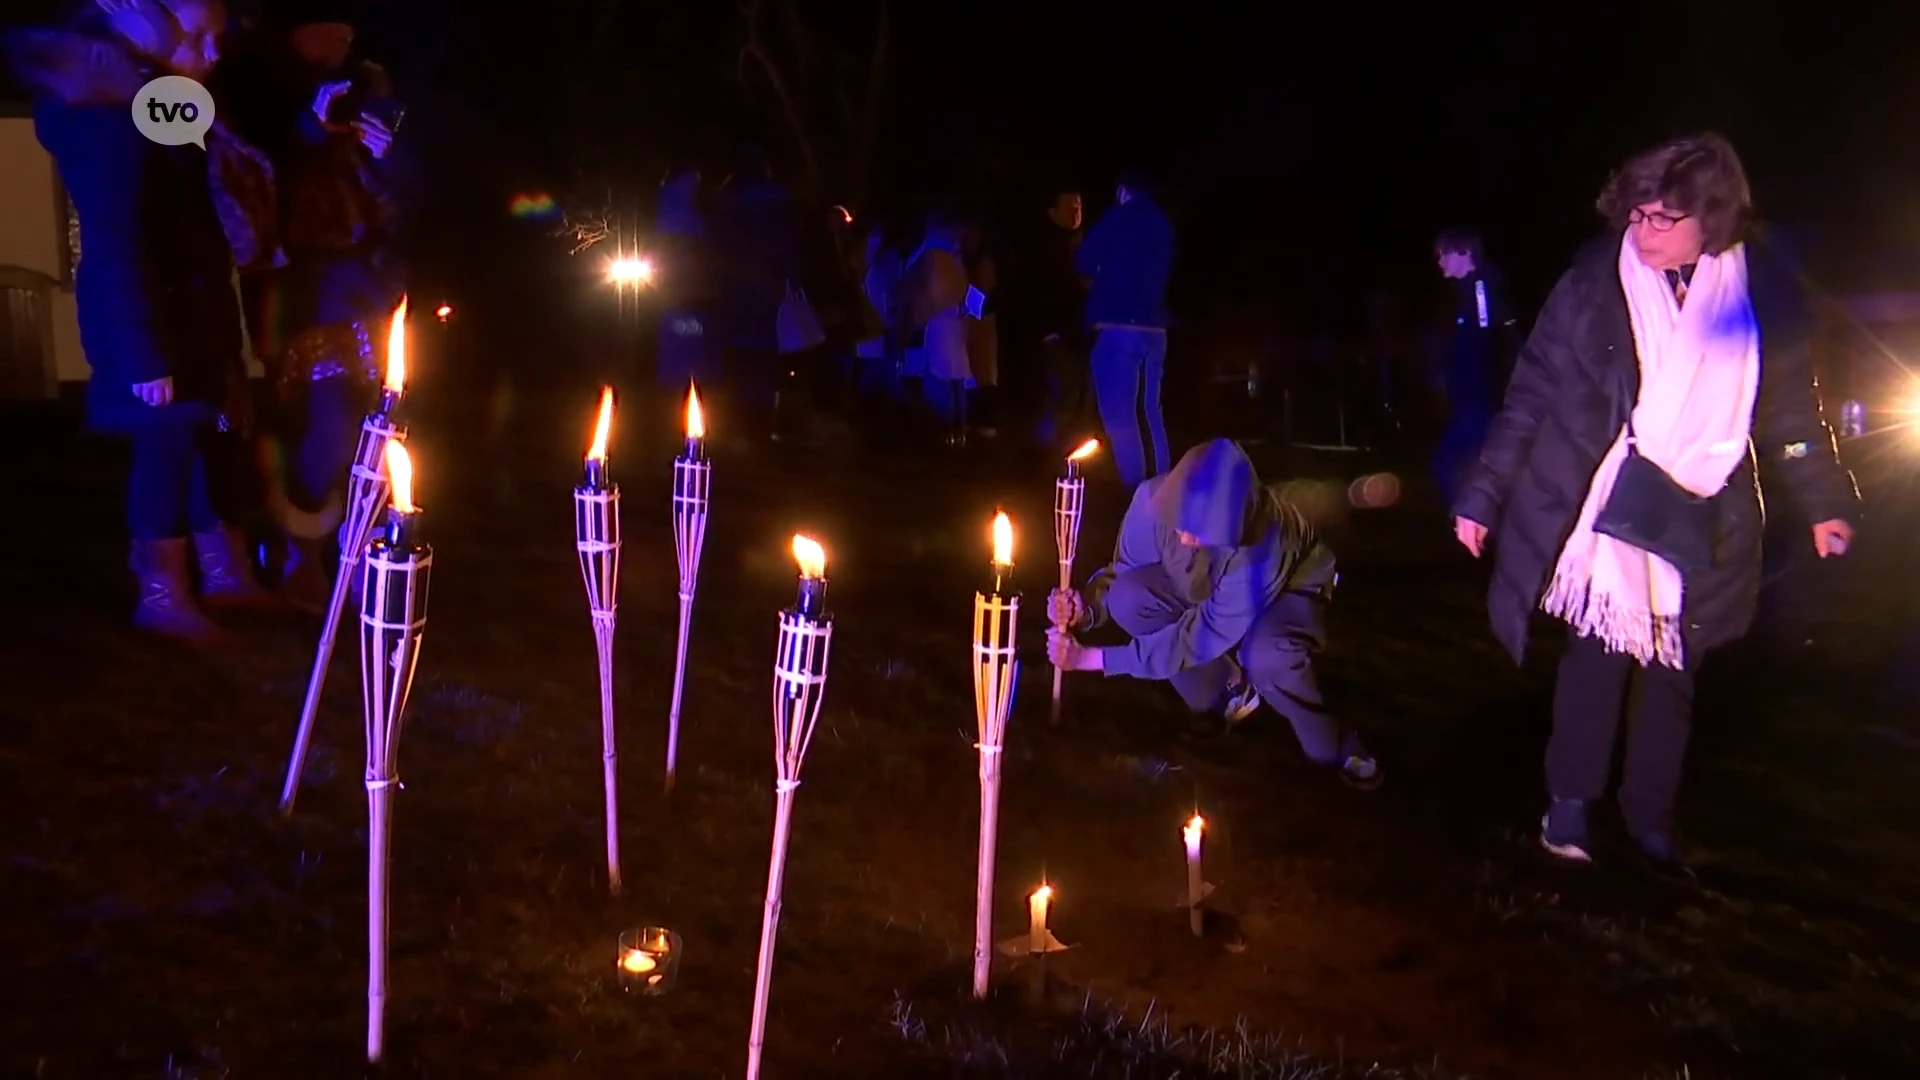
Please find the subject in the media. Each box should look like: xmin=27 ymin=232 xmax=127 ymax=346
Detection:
xmin=383 ymin=296 xmax=408 ymax=394
xmin=1183 ymin=815 xmax=1205 ymax=850
xmin=1067 ymin=439 xmax=1100 ymax=463
xmin=385 ymin=441 xmax=416 ymax=514
xmin=1032 ymin=884 xmax=1052 ymax=903
xmin=686 ymin=384 xmax=705 ymax=439
xmin=991 ymin=511 xmax=1013 ymax=567
xmin=587 ymin=386 xmax=614 ymax=462
xmin=792 ymin=534 xmax=826 ymax=580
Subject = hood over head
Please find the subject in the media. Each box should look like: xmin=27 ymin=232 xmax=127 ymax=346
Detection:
xmin=1151 ymin=438 xmax=1265 ymax=548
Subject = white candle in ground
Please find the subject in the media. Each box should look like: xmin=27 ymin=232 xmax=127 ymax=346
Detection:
xmin=1028 ymin=885 xmax=1052 ymax=954
xmin=1183 ymin=815 xmax=1205 ymax=934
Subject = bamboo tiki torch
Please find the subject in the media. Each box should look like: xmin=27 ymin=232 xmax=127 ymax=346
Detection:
xmin=665 ymin=382 xmax=709 ymax=793
xmin=361 ymin=441 xmax=431 ymax=1063
xmin=1050 ymin=439 xmax=1100 ymax=725
xmin=971 ymin=511 xmax=1020 ymax=999
xmin=747 ymin=535 xmax=834 ymax=1080
xmin=574 ymin=386 xmax=624 ymax=894
xmin=283 ymin=296 xmax=411 ymax=816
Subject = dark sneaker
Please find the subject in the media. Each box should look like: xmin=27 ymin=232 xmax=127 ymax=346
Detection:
xmin=1628 ymin=828 xmax=1696 ymax=882
xmin=1540 ymin=799 xmax=1592 ymax=863
xmin=1222 ymin=682 xmax=1261 ymax=723
xmin=1338 ymin=754 xmax=1383 ymax=791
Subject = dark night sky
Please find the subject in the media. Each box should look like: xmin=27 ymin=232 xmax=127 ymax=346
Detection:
xmin=368 ymin=0 xmax=1920 ymax=315
xmin=9 ymin=0 xmax=1920 ymax=318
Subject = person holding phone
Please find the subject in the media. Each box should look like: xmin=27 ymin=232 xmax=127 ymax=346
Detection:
xmin=214 ymin=2 xmax=410 ymax=610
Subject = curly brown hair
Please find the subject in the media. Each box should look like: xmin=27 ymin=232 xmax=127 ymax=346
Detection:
xmin=1595 ymin=133 xmax=1753 ymax=254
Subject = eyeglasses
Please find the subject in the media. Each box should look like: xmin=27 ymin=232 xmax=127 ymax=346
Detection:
xmin=1628 ymin=208 xmax=1692 ymax=232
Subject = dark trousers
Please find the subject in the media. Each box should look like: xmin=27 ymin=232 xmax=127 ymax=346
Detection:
xmin=910 ymin=376 xmax=968 ymax=439
xmin=1090 ymin=328 xmax=1170 ymax=489
xmin=286 ymin=376 xmax=366 ymax=511
xmin=1433 ymin=406 xmax=1491 ymax=508
xmin=1106 ymin=564 xmax=1358 ymax=763
xmin=1546 ymin=631 xmax=1697 ymax=834
xmin=1036 ymin=334 xmax=1091 ymax=445
xmin=126 ymin=406 xmax=222 ymax=540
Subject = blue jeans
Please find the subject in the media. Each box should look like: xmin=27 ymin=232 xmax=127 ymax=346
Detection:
xmin=1091 ymin=327 xmax=1170 ymax=488
xmin=126 ymin=405 xmax=220 ymax=540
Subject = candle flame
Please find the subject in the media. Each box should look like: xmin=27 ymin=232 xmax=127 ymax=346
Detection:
xmin=991 ymin=511 xmax=1013 ymax=566
xmin=791 ymin=534 xmax=826 ymax=579
xmin=385 ymin=440 xmax=416 ymax=513
xmin=434 ymin=303 xmax=452 ymax=320
xmin=1067 ymin=439 xmax=1100 ymax=463
xmin=1032 ymin=884 xmax=1052 ymax=903
xmin=587 ymin=386 xmax=614 ymax=462
xmin=1184 ymin=815 xmax=1205 ymax=843
xmin=686 ymin=383 xmax=705 ymax=439
xmin=383 ymin=296 xmax=408 ymax=394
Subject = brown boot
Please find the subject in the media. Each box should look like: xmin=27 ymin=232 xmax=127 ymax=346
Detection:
xmin=132 ymin=539 xmax=224 ymax=645
xmin=193 ymin=525 xmax=286 ymax=612
xmin=279 ymin=537 xmax=329 ymax=615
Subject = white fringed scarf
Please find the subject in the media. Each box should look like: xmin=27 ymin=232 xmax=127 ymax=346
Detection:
xmin=1539 ymin=233 xmax=1762 ymax=669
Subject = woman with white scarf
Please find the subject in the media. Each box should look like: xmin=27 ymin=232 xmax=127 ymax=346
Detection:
xmin=1451 ymin=135 xmax=1858 ymax=877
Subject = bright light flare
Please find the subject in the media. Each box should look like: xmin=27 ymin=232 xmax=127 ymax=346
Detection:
xmin=385 ymin=441 xmax=416 ymax=513
xmin=791 ymin=534 xmax=826 ymax=580
xmin=607 ymin=256 xmax=654 ymax=286
xmin=990 ymin=511 xmax=1014 ymax=567
xmin=383 ymin=295 xmax=408 ymax=394
xmin=587 ymin=386 xmax=614 ymax=462
xmin=1067 ymin=439 xmax=1100 ymax=463
xmin=1031 ymin=884 xmax=1052 ymax=904
xmin=434 ymin=303 xmax=452 ymax=321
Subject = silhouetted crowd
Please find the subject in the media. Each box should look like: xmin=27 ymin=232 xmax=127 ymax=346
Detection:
xmin=8 ymin=0 xmax=408 ymax=641
xmin=6 ymin=2 xmax=1863 ymax=878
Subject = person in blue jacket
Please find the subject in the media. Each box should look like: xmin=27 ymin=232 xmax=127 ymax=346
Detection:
xmin=9 ymin=0 xmax=275 ymax=644
xmin=1077 ymin=171 xmax=1174 ymax=488
xmin=1047 ymin=438 xmax=1381 ymax=787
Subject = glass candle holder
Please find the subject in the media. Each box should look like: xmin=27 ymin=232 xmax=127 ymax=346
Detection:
xmin=616 ymin=926 xmax=682 ymax=995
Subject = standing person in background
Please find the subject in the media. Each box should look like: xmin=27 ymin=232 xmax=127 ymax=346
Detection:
xmin=962 ymin=218 xmax=1001 ymax=440
xmin=1430 ymin=226 xmax=1521 ymax=505
xmin=215 ymin=2 xmax=408 ymax=613
xmin=1080 ymin=171 xmax=1174 ymax=488
xmin=654 ymin=166 xmax=716 ymax=434
xmin=896 ymin=209 xmax=973 ymax=446
xmin=712 ymin=145 xmax=799 ymax=441
xmin=1015 ymin=189 xmax=1088 ymax=446
xmin=1451 ymin=134 xmax=1858 ymax=876
xmin=10 ymin=0 xmax=276 ymax=643
xmin=852 ymin=222 xmax=905 ymax=445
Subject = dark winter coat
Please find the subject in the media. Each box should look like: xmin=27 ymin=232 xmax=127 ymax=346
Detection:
xmin=1442 ymin=266 xmax=1522 ymax=417
xmin=1453 ymin=233 xmax=1859 ymax=665
xmin=1076 ymin=195 xmax=1174 ymax=330
xmin=9 ymin=25 xmax=244 ymax=433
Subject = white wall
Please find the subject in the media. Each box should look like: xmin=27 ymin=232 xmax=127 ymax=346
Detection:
xmin=0 ymin=115 xmax=88 ymax=383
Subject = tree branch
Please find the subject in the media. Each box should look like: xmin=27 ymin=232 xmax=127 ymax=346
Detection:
xmin=848 ymin=0 xmax=889 ymax=208
xmin=737 ymin=0 xmax=822 ymax=193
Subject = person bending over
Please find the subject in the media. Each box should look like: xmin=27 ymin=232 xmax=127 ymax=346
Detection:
xmin=1046 ymin=438 xmax=1381 ymax=787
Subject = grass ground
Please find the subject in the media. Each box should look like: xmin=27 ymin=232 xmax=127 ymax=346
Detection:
xmin=0 ymin=374 xmax=1913 ymax=1079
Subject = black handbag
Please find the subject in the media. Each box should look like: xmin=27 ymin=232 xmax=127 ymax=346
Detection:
xmin=1593 ymin=420 xmax=1718 ymax=574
